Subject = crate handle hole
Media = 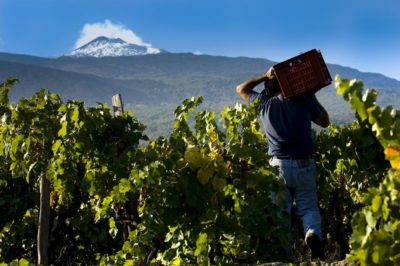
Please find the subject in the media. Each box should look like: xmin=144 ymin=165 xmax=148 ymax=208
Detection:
xmin=289 ymin=59 xmax=302 ymax=67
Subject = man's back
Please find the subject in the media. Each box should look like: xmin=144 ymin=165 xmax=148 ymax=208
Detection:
xmin=250 ymin=92 xmax=321 ymax=158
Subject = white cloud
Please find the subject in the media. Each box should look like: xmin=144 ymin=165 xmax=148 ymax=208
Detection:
xmin=74 ymin=19 xmax=152 ymax=48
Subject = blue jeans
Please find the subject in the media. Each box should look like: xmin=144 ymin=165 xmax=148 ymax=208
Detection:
xmin=270 ymin=157 xmax=322 ymax=240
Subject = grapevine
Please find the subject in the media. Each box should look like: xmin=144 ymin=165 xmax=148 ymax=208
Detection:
xmin=0 ymin=75 xmax=398 ymax=265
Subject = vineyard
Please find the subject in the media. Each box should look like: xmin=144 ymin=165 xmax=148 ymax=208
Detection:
xmin=0 ymin=75 xmax=399 ymax=265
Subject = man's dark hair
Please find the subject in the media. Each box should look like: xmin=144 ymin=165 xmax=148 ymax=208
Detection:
xmin=263 ymin=78 xmax=281 ymax=96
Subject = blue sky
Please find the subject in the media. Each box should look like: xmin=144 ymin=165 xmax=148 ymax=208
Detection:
xmin=0 ymin=0 xmax=399 ymax=80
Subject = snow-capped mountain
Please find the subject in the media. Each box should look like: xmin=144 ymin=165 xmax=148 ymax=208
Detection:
xmin=65 ymin=36 xmax=166 ymax=57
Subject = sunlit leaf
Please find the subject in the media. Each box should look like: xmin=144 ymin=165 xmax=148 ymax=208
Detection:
xmin=384 ymin=146 xmax=400 ymax=170
xmin=58 ymin=121 xmax=68 ymax=137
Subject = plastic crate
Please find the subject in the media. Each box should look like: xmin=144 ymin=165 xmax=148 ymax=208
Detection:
xmin=273 ymin=49 xmax=332 ymax=99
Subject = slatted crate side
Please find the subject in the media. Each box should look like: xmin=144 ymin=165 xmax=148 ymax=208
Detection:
xmin=273 ymin=49 xmax=332 ymax=99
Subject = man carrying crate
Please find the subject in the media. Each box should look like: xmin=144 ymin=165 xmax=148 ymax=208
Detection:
xmin=236 ymin=66 xmax=329 ymax=260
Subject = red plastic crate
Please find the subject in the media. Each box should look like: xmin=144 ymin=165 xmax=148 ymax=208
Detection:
xmin=273 ymin=49 xmax=332 ymax=99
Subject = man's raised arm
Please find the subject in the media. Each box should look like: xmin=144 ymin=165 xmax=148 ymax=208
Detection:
xmin=236 ymin=67 xmax=274 ymax=102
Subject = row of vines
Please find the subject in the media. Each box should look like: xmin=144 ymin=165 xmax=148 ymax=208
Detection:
xmin=0 ymin=75 xmax=399 ymax=265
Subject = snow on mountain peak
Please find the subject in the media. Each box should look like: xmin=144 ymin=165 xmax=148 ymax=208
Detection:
xmin=65 ymin=36 xmax=165 ymax=57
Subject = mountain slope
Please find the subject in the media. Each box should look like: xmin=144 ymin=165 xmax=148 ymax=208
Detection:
xmin=1 ymin=52 xmax=398 ymax=90
xmin=0 ymin=60 xmax=170 ymax=104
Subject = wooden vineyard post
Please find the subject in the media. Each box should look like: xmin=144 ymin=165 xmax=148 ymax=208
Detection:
xmin=37 ymin=172 xmax=50 ymax=266
xmin=112 ymin=93 xmax=124 ymax=117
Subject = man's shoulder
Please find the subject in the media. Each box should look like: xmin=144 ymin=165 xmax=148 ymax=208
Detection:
xmin=265 ymin=93 xmax=284 ymax=104
xmin=249 ymin=91 xmax=265 ymax=103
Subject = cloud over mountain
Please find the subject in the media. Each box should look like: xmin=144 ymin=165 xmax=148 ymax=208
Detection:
xmin=74 ymin=20 xmax=154 ymax=49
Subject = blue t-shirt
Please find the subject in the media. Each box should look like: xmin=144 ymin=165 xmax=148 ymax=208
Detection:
xmin=249 ymin=92 xmax=321 ymax=158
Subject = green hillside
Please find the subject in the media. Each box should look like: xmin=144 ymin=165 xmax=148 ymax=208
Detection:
xmin=0 ymin=52 xmax=399 ymax=138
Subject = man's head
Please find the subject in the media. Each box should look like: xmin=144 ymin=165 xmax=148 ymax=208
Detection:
xmin=263 ymin=78 xmax=281 ymax=96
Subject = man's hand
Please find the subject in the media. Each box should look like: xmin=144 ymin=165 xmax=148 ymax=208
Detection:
xmin=236 ymin=67 xmax=275 ymax=102
xmin=265 ymin=66 xmax=275 ymax=79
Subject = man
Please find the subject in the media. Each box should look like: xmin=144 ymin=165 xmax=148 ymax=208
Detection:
xmin=236 ymin=67 xmax=329 ymax=260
